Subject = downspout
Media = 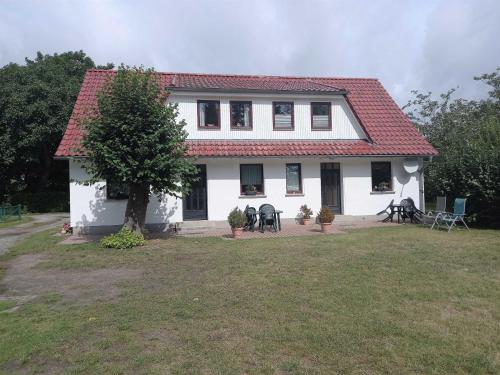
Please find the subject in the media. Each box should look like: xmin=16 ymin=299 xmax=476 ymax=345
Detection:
xmin=419 ymin=157 xmax=431 ymax=212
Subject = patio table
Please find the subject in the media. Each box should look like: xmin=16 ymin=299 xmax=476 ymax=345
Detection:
xmin=391 ymin=204 xmax=404 ymax=224
xmin=275 ymin=210 xmax=283 ymax=231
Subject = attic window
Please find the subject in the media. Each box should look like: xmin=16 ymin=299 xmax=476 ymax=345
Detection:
xmin=230 ymin=101 xmax=252 ymax=129
xmin=311 ymin=102 xmax=331 ymax=130
xmin=273 ymin=102 xmax=294 ymax=130
xmin=198 ymin=100 xmax=220 ymax=129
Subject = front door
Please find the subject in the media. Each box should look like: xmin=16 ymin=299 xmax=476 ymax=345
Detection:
xmin=183 ymin=165 xmax=207 ymax=220
xmin=321 ymin=163 xmax=342 ymax=214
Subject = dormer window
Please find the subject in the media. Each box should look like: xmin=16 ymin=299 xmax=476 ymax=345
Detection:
xmin=273 ymin=102 xmax=294 ymax=130
xmin=311 ymin=102 xmax=331 ymax=130
xmin=198 ymin=100 xmax=220 ymax=129
xmin=230 ymin=101 xmax=252 ymax=129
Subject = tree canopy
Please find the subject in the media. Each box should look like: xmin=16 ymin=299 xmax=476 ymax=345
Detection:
xmin=404 ymin=68 xmax=500 ymax=227
xmin=0 ymin=51 xmax=113 ymax=204
xmin=82 ymin=65 xmax=198 ymax=233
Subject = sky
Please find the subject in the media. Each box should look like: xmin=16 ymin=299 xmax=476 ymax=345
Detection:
xmin=1 ymin=0 xmax=499 ymax=106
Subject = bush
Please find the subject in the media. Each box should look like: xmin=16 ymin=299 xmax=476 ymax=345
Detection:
xmin=5 ymin=191 xmax=69 ymax=213
xmin=318 ymin=206 xmax=335 ymax=223
xmin=227 ymin=207 xmax=246 ymax=228
xmin=100 ymin=228 xmax=145 ymax=249
xmin=299 ymin=204 xmax=313 ymax=219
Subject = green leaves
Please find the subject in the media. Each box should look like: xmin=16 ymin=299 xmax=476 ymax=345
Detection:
xmin=81 ymin=65 xmax=197 ymax=198
xmin=0 ymin=51 xmax=110 ymax=199
xmin=405 ymin=68 xmax=500 ymax=227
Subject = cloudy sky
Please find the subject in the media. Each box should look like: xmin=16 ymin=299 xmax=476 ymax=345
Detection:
xmin=1 ymin=0 xmax=499 ymax=105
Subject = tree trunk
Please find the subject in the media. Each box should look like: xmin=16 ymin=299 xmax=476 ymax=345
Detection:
xmin=123 ymin=183 xmax=150 ymax=234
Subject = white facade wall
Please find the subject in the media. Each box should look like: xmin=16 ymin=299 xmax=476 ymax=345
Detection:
xmin=169 ymin=92 xmax=367 ymax=140
xmin=69 ymin=159 xmax=182 ymax=229
xmin=69 ymin=90 xmax=423 ymax=231
xmin=69 ymin=157 xmax=422 ymax=229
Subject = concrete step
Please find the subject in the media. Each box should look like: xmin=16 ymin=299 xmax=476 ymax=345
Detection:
xmin=177 ymin=220 xmax=227 ymax=230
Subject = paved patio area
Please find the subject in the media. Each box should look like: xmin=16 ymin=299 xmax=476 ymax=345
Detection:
xmin=175 ymin=215 xmax=399 ymax=239
xmin=60 ymin=215 xmax=401 ymax=245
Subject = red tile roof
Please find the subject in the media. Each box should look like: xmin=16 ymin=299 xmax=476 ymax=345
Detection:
xmin=55 ymin=70 xmax=437 ymax=158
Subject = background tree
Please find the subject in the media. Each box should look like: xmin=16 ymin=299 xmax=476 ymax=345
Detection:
xmin=82 ymin=66 xmax=198 ymax=234
xmin=0 ymin=50 xmax=113 ymax=209
xmin=404 ymin=68 xmax=500 ymax=227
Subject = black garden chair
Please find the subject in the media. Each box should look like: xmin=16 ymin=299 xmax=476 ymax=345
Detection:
xmin=400 ymin=198 xmax=424 ymax=223
xmin=243 ymin=205 xmax=257 ymax=232
xmin=258 ymin=204 xmax=277 ymax=232
xmin=376 ymin=199 xmax=395 ymax=222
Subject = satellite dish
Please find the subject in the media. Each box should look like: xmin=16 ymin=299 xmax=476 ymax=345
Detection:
xmin=403 ymin=158 xmax=422 ymax=174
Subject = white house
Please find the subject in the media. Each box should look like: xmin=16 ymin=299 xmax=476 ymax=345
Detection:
xmin=55 ymin=71 xmax=437 ymax=233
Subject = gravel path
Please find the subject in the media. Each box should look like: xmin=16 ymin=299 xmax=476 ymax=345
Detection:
xmin=0 ymin=213 xmax=69 ymax=255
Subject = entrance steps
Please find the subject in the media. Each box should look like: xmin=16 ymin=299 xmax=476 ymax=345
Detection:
xmin=175 ymin=220 xmax=227 ymax=236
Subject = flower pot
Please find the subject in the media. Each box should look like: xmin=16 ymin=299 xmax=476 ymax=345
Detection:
xmin=320 ymin=222 xmax=332 ymax=233
xmin=231 ymin=227 xmax=243 ymax=239
xmin=302 ymin=218 xmax=310 ymax=225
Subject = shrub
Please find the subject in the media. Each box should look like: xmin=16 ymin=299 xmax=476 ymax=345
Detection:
xmin=100 ymin=228 xmax=145 ymax=249
xmin=318 ymin=206 xmax=335 ymax=223
xmin=299 ymin=204 xmax=313 ymax=219
xmin=5 ymin=191 xmax=69 ymax=213
xmin=228 ymin=207 xmax=246 ymax=228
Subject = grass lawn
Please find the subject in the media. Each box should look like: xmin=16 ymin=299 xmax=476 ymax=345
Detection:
xmin=0 ymin=226 xmax=499 ymax=374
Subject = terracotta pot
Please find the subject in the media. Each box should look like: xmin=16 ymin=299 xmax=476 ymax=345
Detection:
xmin=302 ymin=218 xmax=310 ymax=225
xmin=320 ymin=222 xmax=332 ymax=233
xmin=231 ymin=227 xmax=243 ymax=239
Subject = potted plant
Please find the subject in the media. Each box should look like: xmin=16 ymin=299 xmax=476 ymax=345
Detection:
xmin=299 ymin=204 xmax=313 ymax=225
xmin=228 ymin=207 xmax=247 ymax=238
xmin=317 ymin=206 xmax=335 ymax=233
xmin=245 ymin=185 xmax=257 ymax=195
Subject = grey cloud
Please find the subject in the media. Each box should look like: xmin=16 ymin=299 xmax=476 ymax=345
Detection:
xmin=0 ymin=0 xmax=498 ymax=106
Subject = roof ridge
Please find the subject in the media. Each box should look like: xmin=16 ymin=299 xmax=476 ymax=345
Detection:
xmin=86 ymin=69 xmax=379 ymax=81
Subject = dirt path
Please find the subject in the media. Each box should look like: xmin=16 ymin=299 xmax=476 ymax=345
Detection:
xmin=2 ymin=254 xmax=142 ymax=305
xmin=0 ymin=213 xmax=68 ymax=255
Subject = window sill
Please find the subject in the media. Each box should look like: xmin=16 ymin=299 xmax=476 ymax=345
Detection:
xmin=370 ymin=191 xmax=395 ymax=195
xmin=285 ymin=193 xmax=304 ymax=197
xmin=239 ymin=195 xmax=267 ymax=199
xmin=231 ymin=127 xmax=253 ymax=131
xmin=197 ymin=127 xmax=221 ymax=130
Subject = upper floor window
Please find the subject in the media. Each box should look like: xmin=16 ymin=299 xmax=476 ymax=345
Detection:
xmin=198 ymin=100 xmax=220 ymax=129
xmin=273 ymin=102 xmax=294 ymax=130
xmin=311 ymin=102 xmax=331 ymax=130
xmin=286 ymin=163 xmax=302 ymax=194
xmin=371 ymin=162 xmax=392 ymax=191
xmin=230 ymin=101 xmax=252 ymax=129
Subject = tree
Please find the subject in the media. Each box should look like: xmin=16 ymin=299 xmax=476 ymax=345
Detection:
xmin=0 ymin=51 xmax=113 ymax=201
xmin=404 ymin=68 xmax=500 ymax=227
xmin=81 ymin=66 xmax=198 ymax=234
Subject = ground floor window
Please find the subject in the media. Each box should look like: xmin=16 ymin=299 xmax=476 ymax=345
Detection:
xmin=106 ymin=180 xmax=129 ymax=200
xmin=240 ymin=164 xmax=264 ymax=195
xmin=286 ymin=163 xmax=302 ymax=194
xmin=371 ymin=162 xmax=392 ymax=191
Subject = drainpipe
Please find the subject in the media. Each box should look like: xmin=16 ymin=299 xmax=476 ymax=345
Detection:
xmin=419 ymin=157 xmax=431 ymax=212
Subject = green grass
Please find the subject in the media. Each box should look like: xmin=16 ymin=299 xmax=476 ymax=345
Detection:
xmin=1 ymin=226 xmax=499 ymax=374
xmin=0 ymin=300 xmax=16 ymax=312
xmin=0 ymin=215 xmax=32 ymax=229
